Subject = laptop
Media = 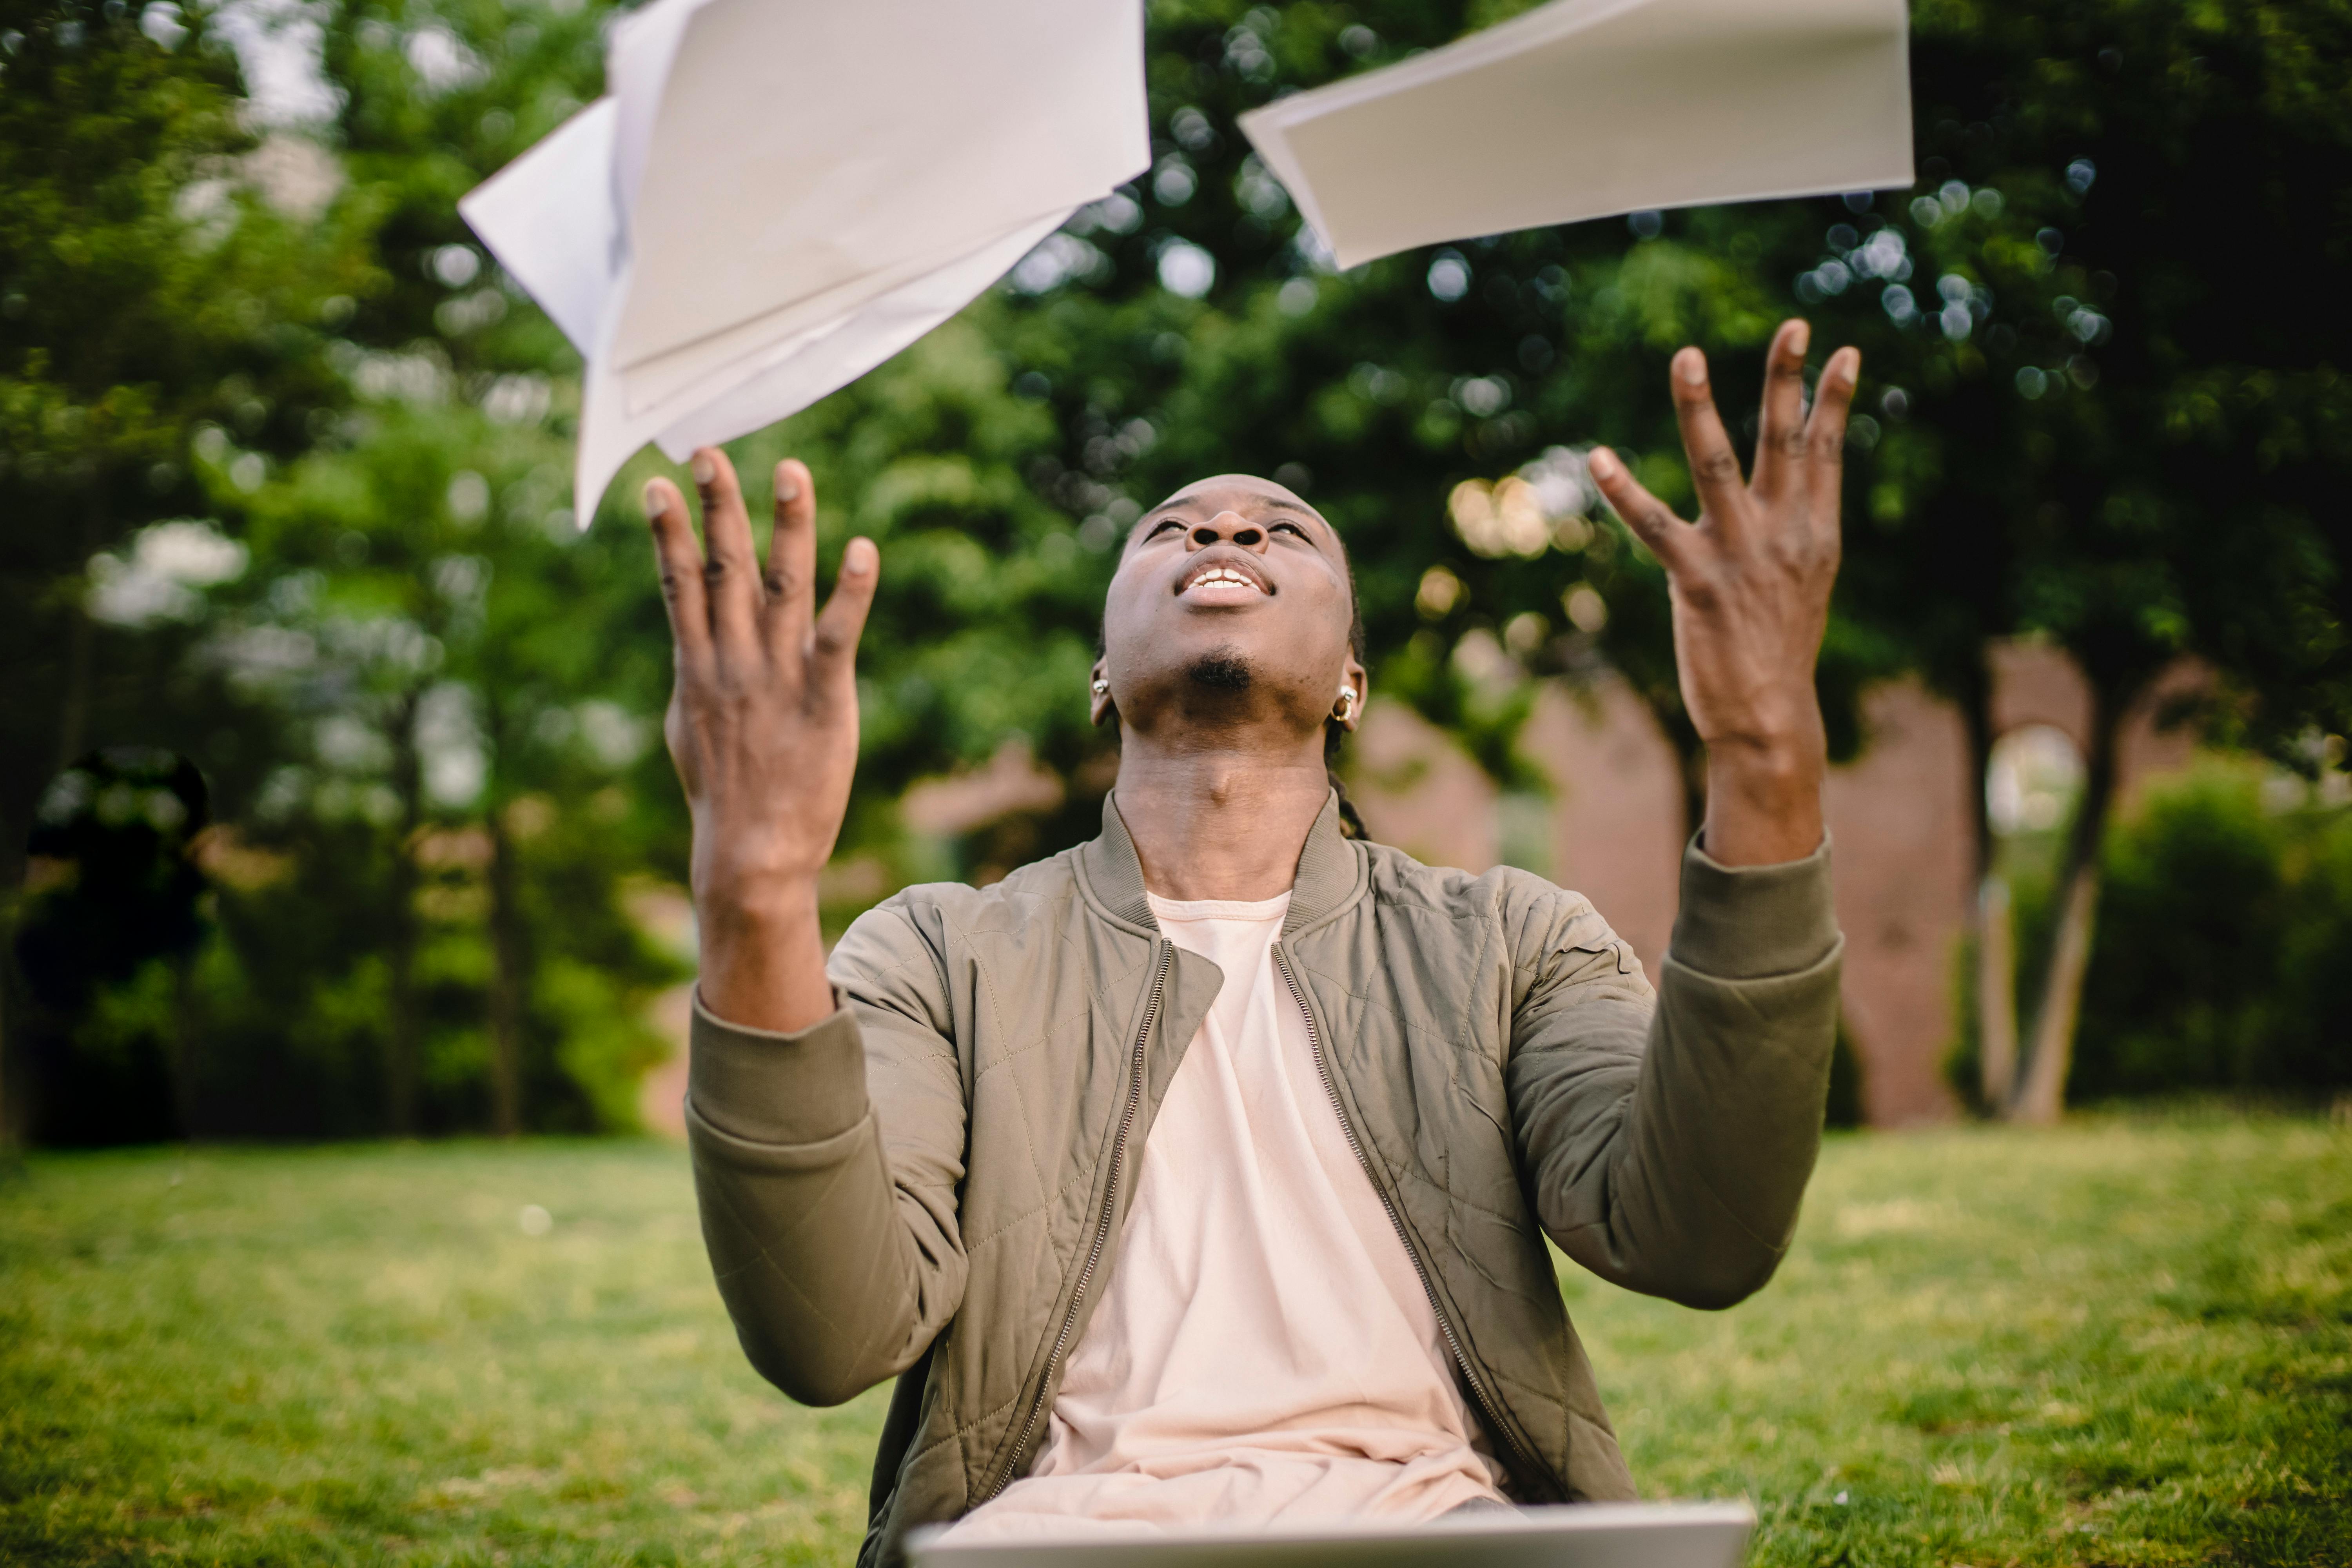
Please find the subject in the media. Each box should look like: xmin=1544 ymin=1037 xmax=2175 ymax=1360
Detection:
xmin=911 ymin=1500 xmax=1756 ymax=1568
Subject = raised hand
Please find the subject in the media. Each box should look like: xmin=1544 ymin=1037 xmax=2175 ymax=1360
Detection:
xmin=1586 ymin=319 xmax=1858 ymax=866
xmin=645 ymin=447 xmax=877 ymax=1031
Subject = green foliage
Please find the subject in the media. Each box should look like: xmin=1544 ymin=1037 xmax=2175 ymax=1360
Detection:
xmin=8 ymin=0 xmax=2351 ymax=1141
xmin=180 ymin=395 xmax=690 ymax=1135
xmin=720 ymin=316 xmax=1101 ymax=809
xmin=1844 ymin=0 xmax=2352 ymax=759
xmin=4 ymin=1120 xmax=2347 ymax=1563
xmin=2073 ymin=762 xmax=2352 ymax=1100
xmin=1 ymin=0 xmax=694 ymax=1141
xmin=0 ymin=0 xmax=360 ymax=872
xmin=764 ymin=0 xmax=2352 ymax=837
xmin=0 ymin=0 xmax=354 ymax=485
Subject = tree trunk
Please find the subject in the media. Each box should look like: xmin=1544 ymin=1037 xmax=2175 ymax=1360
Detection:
xmin=57 ymin=604 xmax=96 ymax=771
xmin=56 ymin=484 xmax=107 ymax=772
xmin=1955 ymin=656 xmax=2021 ymax=1112
xmin=18 ymin=482 xmax=109 ymax=1157
xmin=2006 ymin=687 xmax=2122 ymax=1125
xmin=383 ymin=692 xmax=424 ymax=1138
xmin=1976 ymin=876 xmax=2020 ymax=1108
xmin=0 ymin=957 xmax=19 ymax=1163
xmin=2010 ymin=862 xmax=2101 ymax=1123
xmin=485 ymin=803 xmax=526 ymax=1138
xmin=169 ymin=951 xmax=201 ymax=1140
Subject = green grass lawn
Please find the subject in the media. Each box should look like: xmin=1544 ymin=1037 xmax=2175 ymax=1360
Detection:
xmin=3 ymin=1114 xmax=2347 ymax=1566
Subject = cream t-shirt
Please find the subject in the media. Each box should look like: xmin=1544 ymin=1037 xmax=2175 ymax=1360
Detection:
xmin=945 ymin=889 xmax=1505 ymax=1542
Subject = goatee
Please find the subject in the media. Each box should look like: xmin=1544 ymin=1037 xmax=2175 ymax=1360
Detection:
xmin=1185 ymin=651 xmax=1254 ymax=691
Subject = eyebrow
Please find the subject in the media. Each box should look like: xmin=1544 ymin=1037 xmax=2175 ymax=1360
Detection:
xmin=1123 ymin=491 xmax=1343 ymax=567
xmin=1143 ymin=494 xmax=1327 ymax=528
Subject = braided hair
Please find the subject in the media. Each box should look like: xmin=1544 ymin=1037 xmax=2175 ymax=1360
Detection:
xmin=1325 ymin=568 xmax=1372 ymax=842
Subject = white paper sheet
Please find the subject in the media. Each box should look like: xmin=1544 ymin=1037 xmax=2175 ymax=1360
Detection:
xmin=564 ymin=201 xmax=1078 ymax=523
xmin=610 ymin=0 xmax=1145 ymax=376
xmin=1240 ymin=0 xmax=1913 ymax=269
xmin=615 ymin=213 xmax=1072 ymax=419
xmin=648 ymin=211 xmax=1070 ymax=460
xmin=456 ymin=98 xmax=617 ymax=357
xmin=459 ymin=0 xmax=1149 ymax=523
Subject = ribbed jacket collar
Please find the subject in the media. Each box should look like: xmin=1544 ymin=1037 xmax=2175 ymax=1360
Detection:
xmin=1076 ymin=788 xmax=1366 ymax=938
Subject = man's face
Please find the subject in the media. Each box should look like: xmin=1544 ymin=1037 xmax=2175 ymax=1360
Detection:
xmin=1095 ymin=474 xmax=1362 ymax=735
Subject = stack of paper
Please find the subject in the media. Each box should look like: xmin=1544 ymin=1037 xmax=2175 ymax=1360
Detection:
xmin=1240 ymin=0 xmax=1912 ymax=270
xmin=460 ymin=0 xmax=1149 ymax=522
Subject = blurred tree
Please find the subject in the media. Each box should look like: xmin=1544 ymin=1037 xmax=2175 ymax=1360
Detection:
xmin=14 ymin=0 xmax=2349 ymax=1144
xmin=327 ymin=0 xmax=690 ymax=1134
xmin=0 ymin=0 xmax=347 ymax=782
xmin=0 ymin=0 xmax=364 ymax=1144
xmin=215 ymin=398 xmax=683 ymax=1137
xmin=1834 ymin=0 xmax=2352 ymax=1120
xmin=6 ymin=0 xmax=681 ymax=1142
xmin=129 ymin=0 xmax=685 ymax=1139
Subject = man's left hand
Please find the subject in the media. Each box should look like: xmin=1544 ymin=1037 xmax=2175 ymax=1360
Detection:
xmin=1586 ymin=319 xmax=1858 ymax=866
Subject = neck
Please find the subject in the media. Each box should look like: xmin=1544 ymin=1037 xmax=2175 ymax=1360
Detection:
xmin=1112 ymin=725 xmax=1330 ymax=902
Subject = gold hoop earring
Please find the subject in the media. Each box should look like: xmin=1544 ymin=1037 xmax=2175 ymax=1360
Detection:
xmin=1091 ymin=679 xmax=1110 ymax=698
xmin=1334 ymin=686 xmax=1357 ymax=723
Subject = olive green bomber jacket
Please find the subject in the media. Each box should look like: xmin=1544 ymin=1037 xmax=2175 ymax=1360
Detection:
xmin=685 ymin=793 xmax=1843 ymax=1567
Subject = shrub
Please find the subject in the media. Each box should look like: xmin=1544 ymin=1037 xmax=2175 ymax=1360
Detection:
xmin=2073 ymin=762 xmax=2352 ymax=1102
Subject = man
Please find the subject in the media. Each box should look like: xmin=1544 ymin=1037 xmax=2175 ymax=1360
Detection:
xmin=646 ymin=320 xmax=1855 ymax=1567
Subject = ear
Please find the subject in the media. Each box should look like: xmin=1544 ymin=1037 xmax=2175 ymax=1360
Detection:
xmin=1336 ymin=655 xmax=1368 ymax=734
xmin=1090 ymin=658 xmax=1117 ymax=728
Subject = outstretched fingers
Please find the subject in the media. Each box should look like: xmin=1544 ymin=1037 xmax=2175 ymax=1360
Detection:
xmin=809 ymin=537 xmax=880 ymax=706
xmin=691 ymin=447 xmax=761 ymax=653
xmin=762 ymin=459 xmax=818 ymax=655
xmin=1667 ymin=347 xmax=1749 ymax=533
xmin=1751 ymin=319 xmax=1815 ymax=498
xmin=1587 ymin=446 xmax=1695 ymax=573
xmin=644 ymin=477 xmax=713 ymax=676
xmin=1802 ymin=346 xmax=1862 ymax=529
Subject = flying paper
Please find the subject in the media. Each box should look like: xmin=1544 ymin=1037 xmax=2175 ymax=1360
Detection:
xmin=1240 ymin=0 xmax=1913 ymax=270
xmin=459 ymin=0 xmax=1149 ymax=522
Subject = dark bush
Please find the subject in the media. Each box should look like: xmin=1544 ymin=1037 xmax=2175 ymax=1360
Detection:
xmin=2073 ymin=765 xmax=2352 ymax=1102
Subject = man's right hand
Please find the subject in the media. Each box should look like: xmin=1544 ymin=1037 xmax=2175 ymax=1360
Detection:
xmin=646 ymin=446 xmax=877 ymax=1033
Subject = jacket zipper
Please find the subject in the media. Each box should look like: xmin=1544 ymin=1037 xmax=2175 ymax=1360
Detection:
xmin=1272 ymin=944 xmax=1550 ymax=1496
xmin=982 ymin=939 xmax=1173 ymax=1503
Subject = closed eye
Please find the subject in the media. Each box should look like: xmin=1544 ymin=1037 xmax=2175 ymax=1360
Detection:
xmin=1145 ymin=517 xmax=1185 ymax=540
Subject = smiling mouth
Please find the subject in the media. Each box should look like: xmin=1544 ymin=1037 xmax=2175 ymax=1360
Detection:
xmin=1178 ymin=559 xmax=1271 ymax=596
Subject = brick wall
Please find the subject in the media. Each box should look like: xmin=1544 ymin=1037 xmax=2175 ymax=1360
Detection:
xmin=1348 ymin=642 xmax=2203 ymax=1128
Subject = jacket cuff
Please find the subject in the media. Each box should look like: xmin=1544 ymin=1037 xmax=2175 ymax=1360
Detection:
xmin=687 ymin=992 xmax=870 ymax=1147
xmin=1669 ymin=832 xmax=1840 ymax=980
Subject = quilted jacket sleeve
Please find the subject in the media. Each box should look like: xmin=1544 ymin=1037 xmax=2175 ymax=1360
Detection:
xmin=684 ymin=897 xmax=970 ymax=1406
xmin=1503 ymin=837 xmax=1844 ymax=1309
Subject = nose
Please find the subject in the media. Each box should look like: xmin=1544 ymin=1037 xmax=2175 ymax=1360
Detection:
xmin=1185 ymin=511 xmax=1270 ymax=553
